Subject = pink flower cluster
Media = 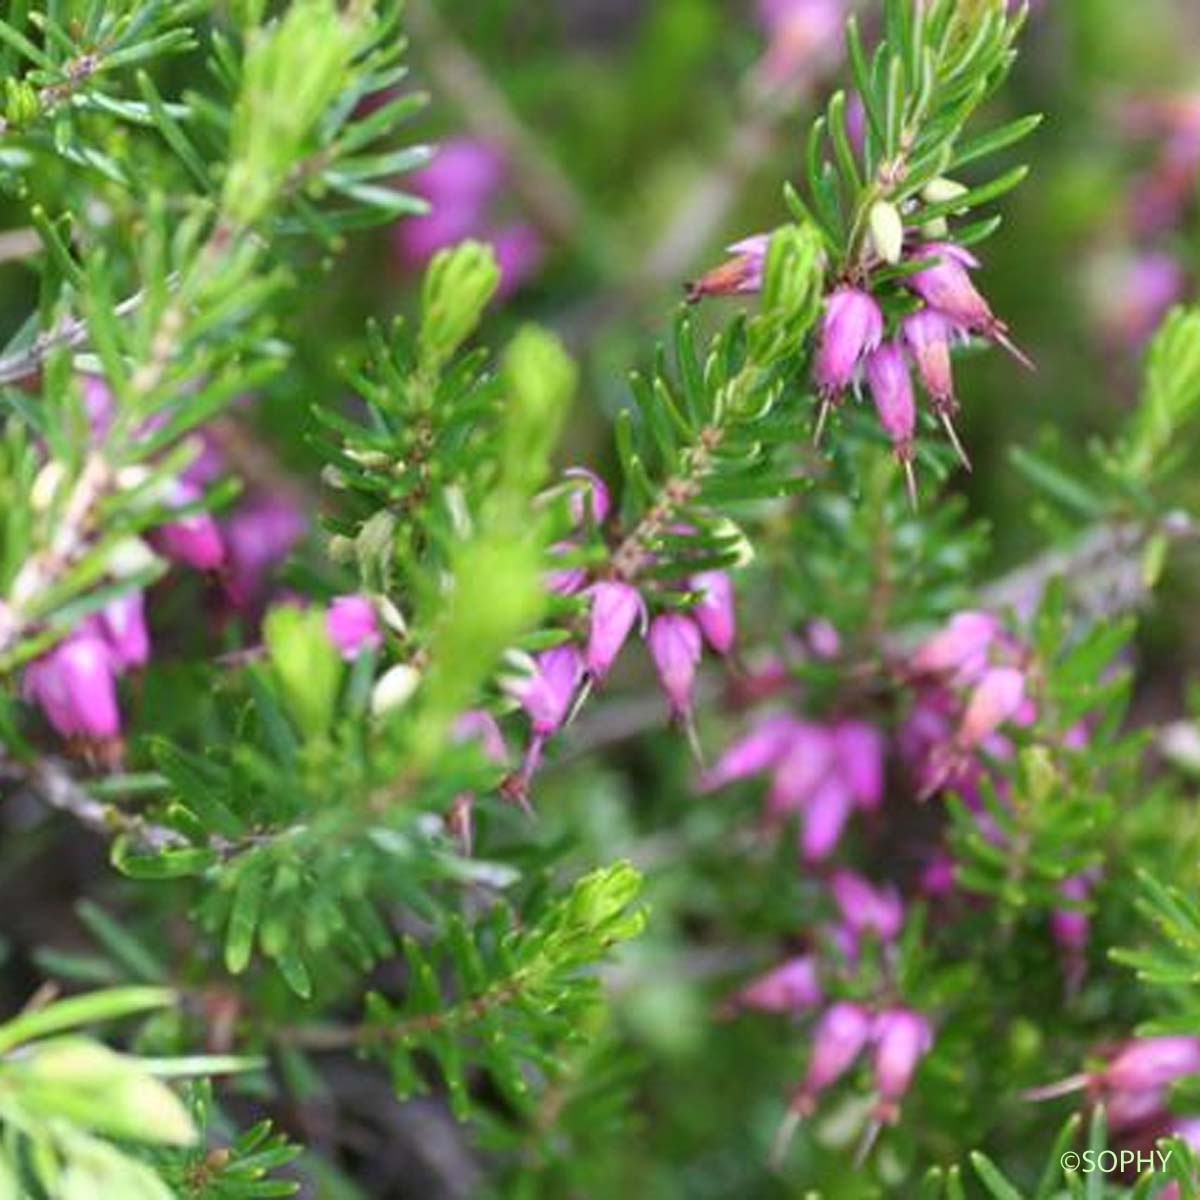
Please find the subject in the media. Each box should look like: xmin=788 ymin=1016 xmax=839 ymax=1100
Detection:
xmin=501 ymin=469 xmax=738 ymax=799
xmin=1028 ymin=1036 xmax=1200 ymax=1159
xmin=703 ymin=604 xmax=1101 ymax=1139
xmin=702 ymin=714 xmax=884 ymax=861
xmin=783 ymin=1001 xmax=932 ymax=1136
xmin=21 ymin=379 xmax=305 ymax=756
xmin=899 ymin=608 xmax=1034 ymax=800
xmin=690 ymin=233 xmax=1029 ymax=498
xmin=393 ymin=138 xmax=543 ymax=300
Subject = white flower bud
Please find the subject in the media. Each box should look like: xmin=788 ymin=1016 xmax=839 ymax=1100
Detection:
xmin=921 ymin=177 xmax=969 ymax=207
xmin=377 ymin=594 xmax=408 ymax=636
xmin=868 ymin=200 xmax=905 ymax=265
xmin=370 ymin=663 xmax=421 ymax=717
xmin=107 ymin=537 xmax=160 ymax=579
xmin=30 ymin=461 xmax=66 ymax=512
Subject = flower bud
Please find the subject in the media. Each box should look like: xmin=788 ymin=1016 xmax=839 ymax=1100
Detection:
xmin=958 ymin=666 xmax=1027 ymax=748
xmin=800 ymin=776 xmax=853 ymax=861
xmin=871 ymin=1008 xmax=934 ymax=1120
xmin=31 ymin=461 xmax=67 ymax=513
xmin=921 ymin=177 xmax=969 ymax=207
xmin=370 ymin=663 xmax=421 ymax=717
xmin=687 ymin=234 xmax=771 ymax=300
xmin=97 ymin=591 xmax=150 ymax=672
xmin=864 ymin=342 xmax=916 ymax=452
xmin=563 ymin=467 xmax=611 ymax=526
xmin=505 ymin=644 xmax=584 ymax=736
xmin=868 ymin=199 xmax=905 ymax=264
xmin=586 ymin=581 xmax=646 ymax=679
xmin=702 ymin=713 xmax=797 ymax=791
xmin=830 ymin=870 xmax=904 ymax=941
xmin=647 ymin=614 xmax=703 ymax=718
xmin=797 ymin=1001 xmax=873 ymax=1109
xmin=325 ymin=594 xmax=383 ymax=660
xmin=1103 ymin=1037 xmax=1200 ymax=1093
xmin=812 ymin=286 xmax=884 ymax=399
xmin=25 ymin=634 xmax=121 ymax=741
xmin=690 ymin=570 xmax=736 ymax=655
xmin=833 ymin=720 xmax=885 ymax=809
xmin=910 ymin=610 xmax=999 ymax=682
xmin=106 ymin=537 xmax=159 ymax=580
xmin=149 ymin=482 xmax=226 ymax=571
xmin=729 ymin=956 xmax=822 ymax=1014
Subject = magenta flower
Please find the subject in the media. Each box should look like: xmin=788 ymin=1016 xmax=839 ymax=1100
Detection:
xmin=1050 ymin=875 xmax=1091 ymax=952
xmin=1103 ymin=1037 xmax=1200 ymax=1093
xmin=793 ymin=1001 xmax=873 ymax=1114
xmin=448 ymin=709 xmax=509 ymax=855
xmin=755 ymin=0 xmax=846 ymax=90
xmin=871 ymin=1008 xmax=934 ymax=1122
xmin=903 ymin=310 xmax=955 ymax=405
xmin=563 ymin=467 xmax=611 ymax=527
xmin=910 ymin=611 xmax=1000 ymax=682
xmin=727 ymin=955 xmax=823 ymax=1015
xmin=25 ymin=634 xmax=122 ymax=741
xmin=81 ymin=375 xmax=114 ymax=440
xmin=585 ymin=581 xmax=646 ymax=679
xmin=391 ymin=137 xmax=543 ymax=296
xmin=832 ymin=720 xmax=885 ymax=810
xmin=1100 ymin=251 xmax=1187 ymax=348
xmin=545 ymin=541 xmax=589 ymax=596
xmin=864 ymin=342 xmax=917 ymax=497
xmin=150 ymin=482 xmax=226 ymax=571
xmin=957 ymin=666 xmax=1027 ymax=749
xmin=906 ymin=242 xmax=1032 ymax=368
xmin=800 ymin=776 xmax=854 ymax=862
xmin=224 ymin=494 xmax=306 ymax=607
xmin=700 ymin=713 xmax=800 ymax=791
xmin=326 ymin=594 xmax=382 ymax=660
xmin=830 ymin=870 xmax=904 ymax=942
xmin=506 ymin=644 xmax=584 ymax=737
xmin=454 ymin=709 xmax=508 ymax=765
xmin=489 ymin=224 xmax=546 ymax=301
xmin=690 ymin=571 xmax=736 ymax=656
xmin=766 ymin=722 xmax=835 ymax=817
xmin=807 ymin=618 xmax=841 ymax=660
xmin=687 ymin=235 xmax=771 ymax=301
xmin=95 ymin=591 xmax=150 ymax=672
xmin=918 ymin=853 xmax=958 ymax=897
xmin=647 ymin=614 xmax=703 ymax=718
xmin=903 ymin=308 xmax=972 ymax=467
xmin=812 ymin=286 xmax=885 ymax=402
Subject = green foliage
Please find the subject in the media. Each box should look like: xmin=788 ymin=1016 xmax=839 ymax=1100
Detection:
xmin=793 ymin=0 xmax=1036 ymax=261
xmin=359 ymin=862 xmax=645 ymax=1120
xmin=0 ymin=988 xmax=266 ymax=1199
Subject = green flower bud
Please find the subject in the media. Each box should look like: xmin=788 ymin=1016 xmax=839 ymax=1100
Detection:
xmin=4 ymin=79 xmax=39 ymax=128
xmin=419 ymin=241 xmax=501 ymax=371
xmin=263 ymin=604 xmax=343 ymax=739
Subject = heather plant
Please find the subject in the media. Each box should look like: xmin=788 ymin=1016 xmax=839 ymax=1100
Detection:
xmin=3 ymin=1 xmax=1200 ymax=1198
